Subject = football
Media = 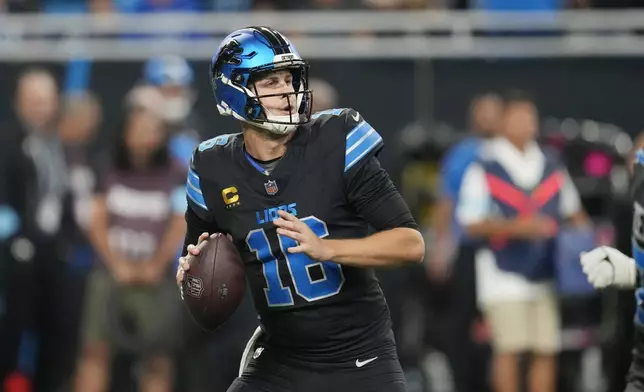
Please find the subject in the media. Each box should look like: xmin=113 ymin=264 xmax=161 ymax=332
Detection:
xmin=181 ymin=233 xmax=246 ymax=331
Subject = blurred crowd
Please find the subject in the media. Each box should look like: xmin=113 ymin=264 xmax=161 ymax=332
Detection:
xmin=0 ymin=49 xmax=639 ymax=392
xmin=2 ymin=0 xmax=644 ymax=14
xmin=0 ymin=7 xmax=643 ymax=392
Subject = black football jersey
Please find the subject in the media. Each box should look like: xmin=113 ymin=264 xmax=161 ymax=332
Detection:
xmin=630 ymin=148 xmax=644 ymax=377
xmin=186 ymin=108 xmax=408 ymax=362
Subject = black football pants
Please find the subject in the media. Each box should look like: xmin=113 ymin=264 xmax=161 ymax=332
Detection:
xmin=227 ymin=344 xmax=407 ymax=392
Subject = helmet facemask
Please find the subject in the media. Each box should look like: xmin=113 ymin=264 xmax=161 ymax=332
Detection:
xmin=213 ymin=59 xmax=313 ymax=135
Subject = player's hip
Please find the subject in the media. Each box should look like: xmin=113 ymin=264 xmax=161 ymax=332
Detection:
xmin=257 ymin=302 xmax=393 ymax=359
xmin=238 ymin=342 xmax=406 ymax=392
xmin=261 ymin=321 xmax=396 ymax=367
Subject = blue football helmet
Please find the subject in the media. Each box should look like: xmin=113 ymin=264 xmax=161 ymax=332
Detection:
xmin=210 ymin=26 xmax=312 ymax=135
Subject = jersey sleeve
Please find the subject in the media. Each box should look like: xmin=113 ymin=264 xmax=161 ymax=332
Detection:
xmin=337 ymin=109 xmax=416 ymax=231
xmin=183 ymin=148 xmax=222 ymax=254
xmin=341 ymin=109 xmax=384 ymax=182
xmin=186 ymin=148 xmax=214 ymax=221
xmin=345 ymin=156 xmax=418 ymax=231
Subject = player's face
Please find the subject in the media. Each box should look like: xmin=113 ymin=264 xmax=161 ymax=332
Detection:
xmin=252 ymin=69 xmax=297 ymax=116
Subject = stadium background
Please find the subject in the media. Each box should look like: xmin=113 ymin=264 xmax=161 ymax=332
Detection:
xmin=2 ymin=2 xmax=644 ymax=392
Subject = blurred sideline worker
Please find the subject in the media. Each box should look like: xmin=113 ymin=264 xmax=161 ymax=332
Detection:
xmin=580 ymin=134 xmax=644 ymax=392
xmin=429 ymin=92 xmax=502 ymax=392
xmin=457 ymin=91 xmax=589 ymax=392
xmin=0 ymin=73 xmax=41 ymax=390
xmin=142 ymin=55 xmax=203 ymax=167
xmin=2 ymin=68 xmax=71 ymax=391
xmin=56 ymin=91 xmax=104 ymax=390
xmin=74 ymin=108 xmax=185 ymax=392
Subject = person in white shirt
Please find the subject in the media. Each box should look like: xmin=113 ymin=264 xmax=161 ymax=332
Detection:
xmin=457 ymin=91 xmax=588 ymax=392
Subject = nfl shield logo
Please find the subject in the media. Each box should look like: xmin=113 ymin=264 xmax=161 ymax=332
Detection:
xmin=264 ymin=180 xmax=278 ymax=195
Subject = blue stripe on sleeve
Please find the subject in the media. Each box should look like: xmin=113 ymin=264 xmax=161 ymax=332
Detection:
xmin=186 ymin=169 xmax=207 ymax=210
xmin=344 ymin=121 xmax=383 ymax=172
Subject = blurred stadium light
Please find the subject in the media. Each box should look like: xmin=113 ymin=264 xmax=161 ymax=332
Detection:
xmin=5 ymin=10 xmax=644 ymax=60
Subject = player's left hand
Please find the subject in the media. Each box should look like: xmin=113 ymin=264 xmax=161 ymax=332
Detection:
xmin=274 ymin=210 xmax=333 ymax=261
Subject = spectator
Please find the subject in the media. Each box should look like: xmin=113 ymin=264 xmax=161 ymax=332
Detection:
xmin=429 ymin=92 xmax=502 ymax=281
xmin=55 ymin=92 xmax=104 ymax=390
xmin=4 ymin=68 xmax=72 ymax=391
xmin=428 ymin=92 xmax=502 ymax=392
xmin=74 ymin=108 xmax=185 ymax=392
xmin=59 ymin=92 xmax=103 ymax=242
xmin=457 ymin=91 xmax=589 ymax=392
xmin=139 ymin=55 xmax=204 ymax=167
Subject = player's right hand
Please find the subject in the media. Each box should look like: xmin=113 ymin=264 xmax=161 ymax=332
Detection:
xmin=580 ymin=246 xmax=637 ymax=289
xmin=176 ymin=232 xmax=210 ymax=288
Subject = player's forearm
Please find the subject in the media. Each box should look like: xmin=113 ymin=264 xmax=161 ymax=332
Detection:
xmin=151 ymin=215 xmax=186 ymax=267
xmin=325 ymin=227 xmax=425 ymax=267
xmin=183 ymin=206 xmax=219 ymax=255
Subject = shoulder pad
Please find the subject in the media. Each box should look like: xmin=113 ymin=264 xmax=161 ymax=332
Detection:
xmin=197 ymin=133 xmax=240 ymax=153
xmin=311 ymin=108 xmax=349 ymax=121
xmin=340 ymin=108 xmax=383 ymax=172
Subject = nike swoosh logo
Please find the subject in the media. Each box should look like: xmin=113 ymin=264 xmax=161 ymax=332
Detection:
xmin=351 ymin=112 xmax=360 ymax=122
xmin=355 ymin=356 xmax=378 ymax=368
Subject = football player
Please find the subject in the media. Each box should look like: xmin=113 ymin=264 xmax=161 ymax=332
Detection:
xmin=580 ymin=148 xmax=644 ymax=392
xmin=175 ymin=26 xmax=425 ymax=392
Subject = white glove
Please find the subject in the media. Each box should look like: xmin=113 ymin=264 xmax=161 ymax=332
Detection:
xmin=580 ymin=246 xmax=637 ymax=289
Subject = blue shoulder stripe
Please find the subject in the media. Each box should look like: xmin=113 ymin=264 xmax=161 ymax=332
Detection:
xmin=186 ymin=168 xmax=208 ymax=211
xmin=344 ymin=121 xmax=383 ymax=172
xmin=311 ymin=108 xmax=345 ymax=119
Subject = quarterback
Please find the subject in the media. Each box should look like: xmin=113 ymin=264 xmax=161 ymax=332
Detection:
xmin=175 ymin=26 xmax=425 ymax=392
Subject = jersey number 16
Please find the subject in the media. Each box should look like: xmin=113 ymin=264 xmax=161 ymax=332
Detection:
xmin=246 ymin=216 xmax=345 ymax=307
